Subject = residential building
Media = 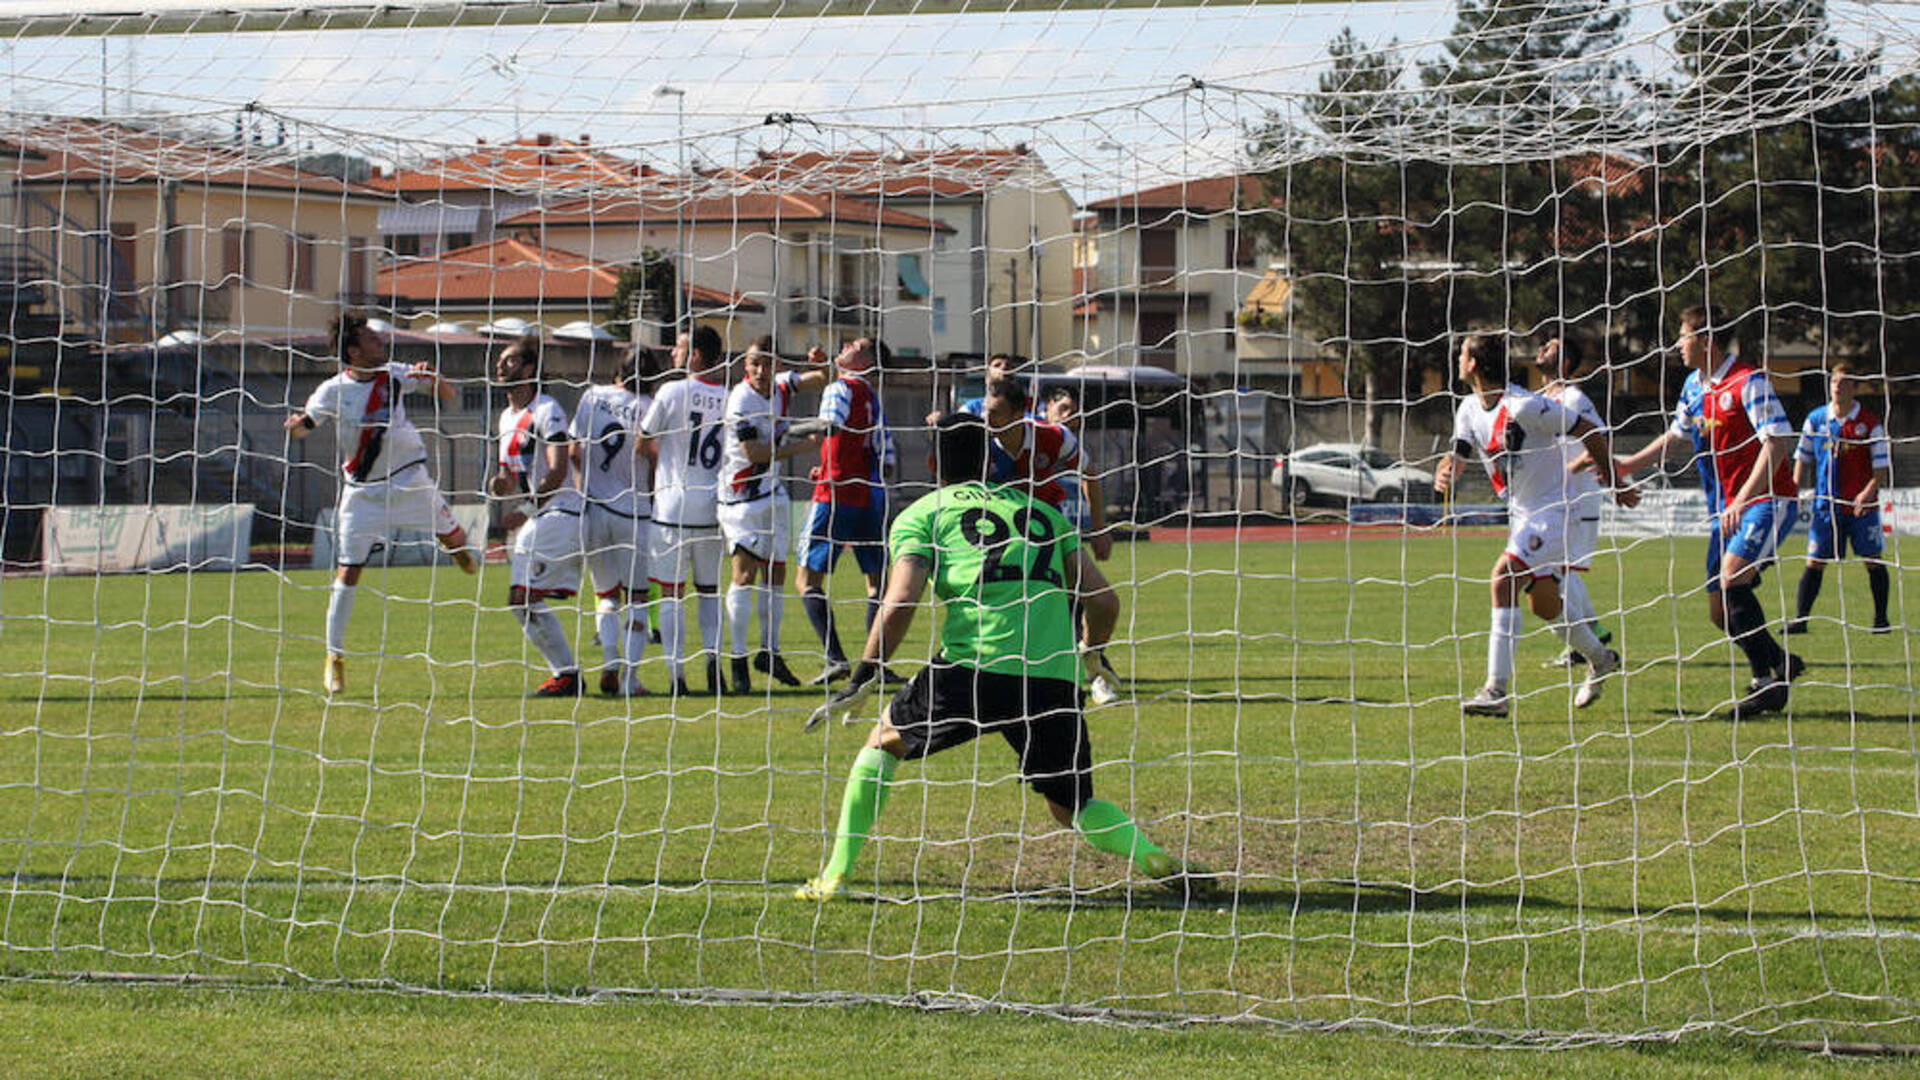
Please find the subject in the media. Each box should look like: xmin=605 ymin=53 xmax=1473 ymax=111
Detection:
xmin=375 ymin=233 xmax=761 ymax=346
xmin=369 ymin=134 xmax=653 ymax=261
xmin=502 ymin=181 xmax=953 ymax=354
xmin=1074 ymin=174 xmax=1273 ymax=381
xmin=2 ymin=117 xmax=386 ymax=342
xmin=739 ymin=148 xmax=1078 ymax=363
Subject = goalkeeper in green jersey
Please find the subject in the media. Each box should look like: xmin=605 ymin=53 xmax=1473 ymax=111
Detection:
xmin=797 ymin=412 xmax=1209 ymax=901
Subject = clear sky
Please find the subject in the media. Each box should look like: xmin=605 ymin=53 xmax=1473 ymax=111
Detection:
xmin=4 ymin=1 xmax=1916 ymax=202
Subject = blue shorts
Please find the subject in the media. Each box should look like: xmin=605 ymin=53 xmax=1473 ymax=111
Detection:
xmin=802 ymin=499 xmax=887 ymax=575
xmin=1806 ymin=503 xmax=1884 ymax=561
xmin=1722 ymin=497 xmax=1798 ymax=574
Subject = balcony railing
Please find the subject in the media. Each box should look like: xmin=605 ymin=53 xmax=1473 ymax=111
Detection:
xmin=786 ymin=291 xmax=881 ymax=327
xmin=1082 ymin=264 xmax=1193 ymax=293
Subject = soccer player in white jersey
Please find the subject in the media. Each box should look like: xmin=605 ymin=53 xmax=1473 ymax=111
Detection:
xmin=569 ymin=352 xmax=657 ymax=697
xmin=1535 ymin=336 xmax=1618 ymax=669
xmin=1434 ymin=332 xmax=1638 ymax=717
xmin=717 ymin=339 xmax=830 ymax=694
xmin=487 ymin=334 xmax=588 ymax=698
xmin=640 ymin=325 xmax=732 ymax=696
xmin=284 ymin=311 xmax=477 ymax=696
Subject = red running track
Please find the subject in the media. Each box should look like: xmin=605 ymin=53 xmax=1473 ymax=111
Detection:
xmin=1148 ymin=523 xmax=1507 ymax=543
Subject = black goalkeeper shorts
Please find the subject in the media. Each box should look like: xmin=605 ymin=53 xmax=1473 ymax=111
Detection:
xmin=887 ymin=657 xmax=1092 ymax=810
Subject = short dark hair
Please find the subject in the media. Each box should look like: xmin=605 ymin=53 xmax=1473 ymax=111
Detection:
xmin=986 ymin=374 xmax=1028 ymax=407
xmin=751 ymin=334 xmax=775 ymax=353
xmin=1461 ymin=332 xmax=1508 ymax=384
xmin=1830 ymin=359 xmax=1863 ymax=378
xmin=508 ymin=332 xmax=543 ymax=381
xmin=329 ymin=310 xmax=370 ymax=364
xmin=1680 ymin=304 xmax=1726 ymax=346
xmin=1046 ymin=386 xmax=1076 ymax=406
xmin=864 ymin=337 xmax=893 ymax=369
xmin=932 ymin=410 xmax=990 ymax=486
xmin=1546 ymin=333 xmax=1582 ymax=374
xmin=689 ymin=325 xmax=724 ymax=368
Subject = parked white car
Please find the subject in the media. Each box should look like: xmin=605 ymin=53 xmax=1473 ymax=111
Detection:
xmin=1272 ymin=443 xmax=1436 ymax=507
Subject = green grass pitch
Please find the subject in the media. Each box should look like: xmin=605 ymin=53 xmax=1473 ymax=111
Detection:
xmin=1 ymin=529 xmax=1917 ymax=1050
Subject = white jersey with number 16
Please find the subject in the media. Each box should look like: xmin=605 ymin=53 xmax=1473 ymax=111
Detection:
xmin=641 ymin=374 xmax=729 ymax=528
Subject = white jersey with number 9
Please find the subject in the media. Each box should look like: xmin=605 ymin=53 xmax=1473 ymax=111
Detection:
xmin=641 ymin=374 xmax=729 ymax=529
xmin=569 ymin=384 xmax=652 ymax=518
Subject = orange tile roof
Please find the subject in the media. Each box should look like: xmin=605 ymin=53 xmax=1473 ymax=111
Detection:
xmin=742 ymin=147 xmax=1034 ymax=197
xmin=370 ymin=136 xmax=653 ymax=195
xmin=376 ymin=235 xmax=758 ymax=310
xmin=499 ymin=187 xmax=952 ymax=233
xmin=9 ymin=117 xmax=385 ymax=198
xmin=1559 ymin=151 xmax=1648 ymax=198
xmin=1084 ymin=174 xmax=1271 ymax=213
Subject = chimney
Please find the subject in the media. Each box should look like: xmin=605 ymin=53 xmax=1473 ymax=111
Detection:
xmin=579 ymin=134 xmax=591 ymax=145
xmin=537 ymin=132 xmax=556 ymax=147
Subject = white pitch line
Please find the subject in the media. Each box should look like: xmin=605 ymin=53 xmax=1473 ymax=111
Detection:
xmin=7 ymin=754 xmax=1919 ymax=779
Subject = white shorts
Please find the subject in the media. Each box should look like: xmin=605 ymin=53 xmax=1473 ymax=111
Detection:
xmin=336 ymin=470 xmax=459 ymax=566
xmin=510 ymin=508 xmax=585 ymax=598
xmin=718 ymin=496 xmax=790 ymax=565
xmin=649 ymin=522 xmax=723 ymax=589
xmin=1563 ymin=513 xmax=1601 ymax=572
xmin=582 ymin=503 xmax=650 ymax=596
xmin=1505 ymin=506 xmax=1573 ymax=579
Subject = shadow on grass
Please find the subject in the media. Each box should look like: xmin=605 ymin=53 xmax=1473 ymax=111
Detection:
xmin=19 ymin=872 xmax=1916 ymax=930
xmin=18 ymin=690 xmax=291 ymax=704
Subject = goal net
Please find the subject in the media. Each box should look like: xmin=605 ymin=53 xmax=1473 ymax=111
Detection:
xmin=2 ymin=0 xmax=1918 ymax=1047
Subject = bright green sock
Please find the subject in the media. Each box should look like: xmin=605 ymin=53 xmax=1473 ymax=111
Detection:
xmin=1073 ymin=798 xmax=1168 ymax=873
xmin=821 ymin=747 xmax=897 ymax=881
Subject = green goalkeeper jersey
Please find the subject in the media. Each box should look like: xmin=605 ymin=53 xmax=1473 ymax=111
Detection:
xmin=887 ymin=481 xmax=1082 ymax=684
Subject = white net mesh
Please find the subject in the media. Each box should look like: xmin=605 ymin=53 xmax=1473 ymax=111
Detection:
xmin=2 ymin=0 xmax=1919 ymax=1047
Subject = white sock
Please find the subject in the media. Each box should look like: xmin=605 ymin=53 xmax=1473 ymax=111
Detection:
xmin=623 ymin=600 xmax=649 ymax=668
xmin=697 ymin=592 xmax=722 ymax=661
xmin=1553 ymin=612 xmax=1607 ymax=663
xmin=1487 ymin=606 xmax=1521 ymax=690
xmin=762 ymin=578 xmax=784 ymax=653
xmin=726 ymin=585 xmax=753 ymax=659
xmin=1562 ymin=571 xmax=1599 ymax=630
xmin=660 ymin=595 xmax=685 ymax=678
xmin=326 ymin=581 xmax=356 ymax=656
xmin=595 ymin=596 xmax=622 ymax=668
xmin=518 ymin=601 xmax=576 ymax=676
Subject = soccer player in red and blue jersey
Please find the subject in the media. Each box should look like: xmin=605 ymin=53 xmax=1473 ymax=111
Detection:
xmin=1789 ymin=361 xmax=1894 ymax=634
xmin=797 ymin=337 xmax=894 ymax=683
xmin=1668 ymin=305 xmax=1803 ymax=720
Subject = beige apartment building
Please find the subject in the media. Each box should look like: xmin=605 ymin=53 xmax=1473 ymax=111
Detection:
xmin=1075 ymin=174 xmax=1290 ymax=381
xmin=2 ymin=118 xmax=386 ymax=344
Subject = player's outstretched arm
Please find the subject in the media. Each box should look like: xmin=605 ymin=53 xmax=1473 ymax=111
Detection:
xmin=407 ymin=361 xmax=457 ymax=402
xmin=789 ymin=364 xmax=833 ymax=394
xmin=1082 ymin=475 xmax=1111 ymax=560
xmin=1574 ymin=422 xmax=1639 ymax=508
xmin=283 ymin=412 xmax=316 ymax=439
xmin=806 ymin=556 xmax=929 ymax=731
xmin=1070 ymin=549 xmax=1119 ymax=649
xmin=1615 ymin=428 xmax=1684 ymax=476
xmin=1432 ymin=449 xmax=1467 ymax=497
